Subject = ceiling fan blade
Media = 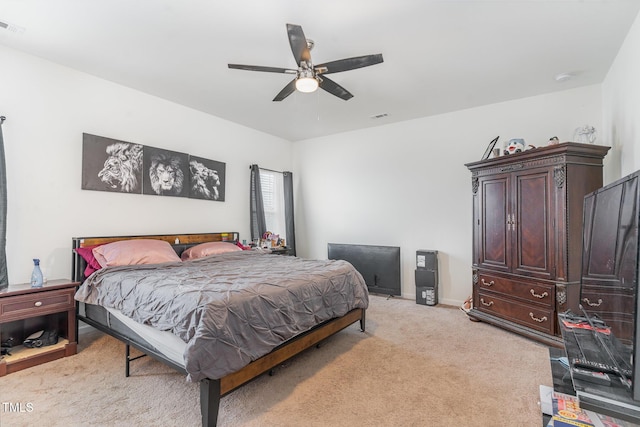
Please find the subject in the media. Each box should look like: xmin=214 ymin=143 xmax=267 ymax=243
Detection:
xmin=319 ymin=76 xmax=353 ymax=101
xmin=287 ymin=23 xmax=311 ymax=64
xmin=228 ymin=64 xmax=297 ymax=74
xmin=273 ymin=79 xmax=297 ymax=102
xmin=316 ymin=54 xmax=384 ymax=75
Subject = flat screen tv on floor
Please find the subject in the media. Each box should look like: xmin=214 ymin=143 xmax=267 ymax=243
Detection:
xmin=328 ymin=243 xmax=401 ymax=296
xmin=571 ymin=169 xmax=640 ymax=419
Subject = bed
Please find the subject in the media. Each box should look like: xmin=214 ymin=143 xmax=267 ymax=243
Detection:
xmin=71 ymin=232 xmax=368 ymax=427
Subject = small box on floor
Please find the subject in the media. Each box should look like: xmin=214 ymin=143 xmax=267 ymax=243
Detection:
xmin=416 ymin=286 xmax=437 ymax=306
xmin=415 ymin=269 xmax=438 ymax=306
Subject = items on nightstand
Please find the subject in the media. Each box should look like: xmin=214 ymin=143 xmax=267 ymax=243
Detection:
xmin=30 ymin=258 xmax=43 ymax=288
xmin=23 ymin=330 xmax=58 ymax=348
xmin=261 ymin=231 xmax=285 ymax=248
xmin=1 ymin=337 xmax=13 ymax=356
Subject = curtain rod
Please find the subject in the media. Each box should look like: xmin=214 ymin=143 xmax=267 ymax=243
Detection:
xmin=262 ymin=167 xmax=283 ymax=174
xmin=249 ymin=165 xmax=284 ymax=174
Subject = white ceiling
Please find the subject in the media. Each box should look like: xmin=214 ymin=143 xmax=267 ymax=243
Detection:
xmin=1 ymin=0 xmax=639 ymax=142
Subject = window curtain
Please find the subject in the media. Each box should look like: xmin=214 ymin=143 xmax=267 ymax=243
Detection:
xmin=249 ymin=164 xmax=267 ymax=242
xmin=283 ymin=171 xmax=296 ymax=256
xmin=0 ymin=116 xmax=8 ymax=289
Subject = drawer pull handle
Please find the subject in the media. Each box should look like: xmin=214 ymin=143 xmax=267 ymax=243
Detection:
xmin=530 ymin=289 xmax=549 ymax=299
xmin=481 ymin=279 xmax=494 ymax=287
xmin=529 ymin=313 xmax=547 ymax=323
xmin=480 ymin=298 xmax=494 ymax=307
xmin=582 ymin=298 xmax=603 ymax=307
xmin=34 ymin=301 xmax=43 ymax=307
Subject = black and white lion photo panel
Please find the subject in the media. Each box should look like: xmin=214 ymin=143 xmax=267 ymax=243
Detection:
xmin=142 ymin=146 xmax=189 ymax=198
xmin=188 ymin=155 xmax=225 ymax=201
xmin=82 ymin=133 xmax=143 ymax=194
xmin=82 ymin=133 xmax=226 ymax=202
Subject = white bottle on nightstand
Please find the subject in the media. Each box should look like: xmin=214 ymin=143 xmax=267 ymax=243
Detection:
xmin=31 ymin=258 xmax=44 ymax=288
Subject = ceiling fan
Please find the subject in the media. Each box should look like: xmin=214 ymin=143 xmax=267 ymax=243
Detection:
xmin=228 ymin=23 xmax=383 ymax=102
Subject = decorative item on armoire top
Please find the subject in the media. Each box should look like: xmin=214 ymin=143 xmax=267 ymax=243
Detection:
xmin=548 ymin=136 xmax=560 ymax=145
xmin=503 ymin=138 xmax=525 ymax=155
xmin=481 ymin=136 xmax=500 ymax=160
xmin=574 ymin=125 xmax=597 ymax=144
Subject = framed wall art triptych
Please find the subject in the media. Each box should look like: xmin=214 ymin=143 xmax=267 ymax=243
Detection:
xmin=81 ymin=133 xmax=226 ymax=202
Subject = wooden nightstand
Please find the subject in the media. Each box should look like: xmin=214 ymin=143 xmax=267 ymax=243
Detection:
xmin=0 ymin=279 xmax=79 ymax=376
xmin=268 ymin=247 xmax=291 ymax=255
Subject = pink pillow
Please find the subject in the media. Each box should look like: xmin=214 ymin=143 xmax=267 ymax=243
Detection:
xmin=75 ymin=244 xmax=103 ymax=277
xmin=181 ymin=242 xmax=241 ymax=260
xmin=93 ymin=239 xmax=181 ymax=268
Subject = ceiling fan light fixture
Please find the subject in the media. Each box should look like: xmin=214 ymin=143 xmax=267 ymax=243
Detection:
xmin=228 ymin=24 xmax=383 ymax=101
xmin=295 ymin=76 xmax=318 ymax=93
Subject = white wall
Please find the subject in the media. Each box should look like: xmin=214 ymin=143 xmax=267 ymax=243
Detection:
xmin=0 ymin=38 xmax=618 ymax=308
xmin=293 ymin=86 xmax=603 ymax=305
xmin=602 ymin=10 xmax=640 ymax=181
xmin=0 ymin=45 xmax=292 ymax=284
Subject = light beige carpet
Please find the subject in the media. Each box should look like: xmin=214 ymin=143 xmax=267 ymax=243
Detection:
xmin=0 ymin=295 xmax=552 ymax=426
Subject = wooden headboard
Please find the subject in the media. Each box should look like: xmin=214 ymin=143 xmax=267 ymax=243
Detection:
xmin=71 ymin=231 xmax=239 ymax=282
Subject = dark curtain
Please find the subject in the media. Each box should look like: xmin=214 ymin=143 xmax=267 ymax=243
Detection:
xmin=249 ymin=164 xmax=266 ymax=242
xmin=0 ymin=117 xmax=8 ymax=289
xmin=283 ymin=171 xmax=296 ymax=256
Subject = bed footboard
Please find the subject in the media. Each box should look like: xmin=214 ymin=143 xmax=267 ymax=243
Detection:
xmin=200 ymin=307 xmax=365 ymax=427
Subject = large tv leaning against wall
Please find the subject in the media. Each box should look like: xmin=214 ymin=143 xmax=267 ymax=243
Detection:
xmin=328 ymin=243 xmax=401 ymax=296
xmin=579 ymin=169 xmax=640 ymax=404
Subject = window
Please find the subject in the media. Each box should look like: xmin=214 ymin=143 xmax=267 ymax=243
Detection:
xmin=260 ymin=169 xmax=286 ymax=241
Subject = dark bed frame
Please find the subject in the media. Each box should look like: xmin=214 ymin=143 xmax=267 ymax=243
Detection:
xmin=71 ymin=232 xmax=366 ymax=427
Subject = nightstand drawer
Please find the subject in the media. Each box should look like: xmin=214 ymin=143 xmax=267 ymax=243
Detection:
xmin=0 ymin=288 xmax=75 ymax=322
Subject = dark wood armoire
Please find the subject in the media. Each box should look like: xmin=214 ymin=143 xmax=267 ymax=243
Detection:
xmin=465 ymin=142 xmax=610 ymax=346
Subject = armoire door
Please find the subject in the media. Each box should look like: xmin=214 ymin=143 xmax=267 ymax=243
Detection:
xmin=477 ymin=174 xmax=511 ymax=273
xmin=511 ymin=167 xmax=555 ymax=279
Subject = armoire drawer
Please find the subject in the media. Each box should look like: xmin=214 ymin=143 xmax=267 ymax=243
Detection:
xmin=477 ymin=273 xmax=555 ymax=308
xmin=476 ymin=291 xmax=554 ymax=335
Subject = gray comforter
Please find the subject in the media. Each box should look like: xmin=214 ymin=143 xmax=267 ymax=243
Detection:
xmin=74 ymin=250 xmax=369 ymax=381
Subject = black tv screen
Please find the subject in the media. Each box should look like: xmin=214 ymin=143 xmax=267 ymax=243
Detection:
xmin=578 ymin=169 xmax=640 ymax=406
xmin=328 ymin=243 xmax=401 ymax=296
